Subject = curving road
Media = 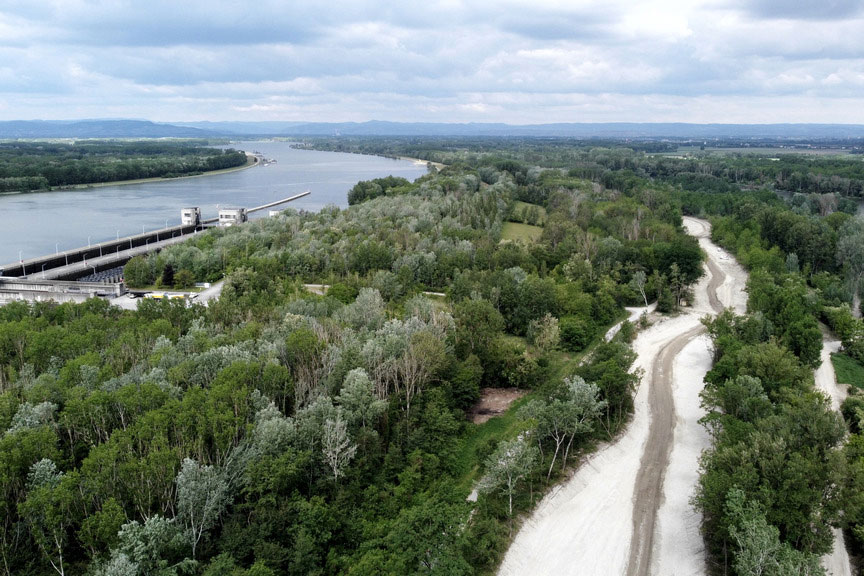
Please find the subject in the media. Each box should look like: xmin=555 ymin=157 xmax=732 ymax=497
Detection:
xmin=499 ymin=217 xmax=748 ymax=576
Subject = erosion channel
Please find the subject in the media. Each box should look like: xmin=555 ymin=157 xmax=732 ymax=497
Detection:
xmin=498 ymin=217 xmax=748 ymax=576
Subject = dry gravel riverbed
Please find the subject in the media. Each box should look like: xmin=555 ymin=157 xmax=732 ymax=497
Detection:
xmin=498 ymin=217 xmax=749 ymax=576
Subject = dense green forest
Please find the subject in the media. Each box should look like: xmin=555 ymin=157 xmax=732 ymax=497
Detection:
xmin=301 ymin=138 xmax=864 ymax=574
xmin=303 ymin=136 xmax=864 ymax=202
xmin=0 ymin=146 xmax=708 ymax=575
xmin=1 ymin=137 xmax=863 ymax=575
xmin=0 ymin=142 xmax=247 ymax=192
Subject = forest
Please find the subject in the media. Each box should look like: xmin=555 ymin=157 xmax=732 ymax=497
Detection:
xmin=0 ymin=142 xmax=247 ymax=193
xmin=1 ymin=137 xmax=863 ymax=575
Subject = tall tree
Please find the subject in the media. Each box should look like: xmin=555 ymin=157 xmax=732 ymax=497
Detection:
xmin=175 ymin=458 xmax=231 ymax=559
xmin=321 ymin=412 xmax=356 ymax=482
xmin=478 ymin=434 xmax=539 ymax=520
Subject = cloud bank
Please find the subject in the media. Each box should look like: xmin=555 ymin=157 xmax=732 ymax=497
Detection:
xmin=1 ymin=0 xmax=863 ymax=123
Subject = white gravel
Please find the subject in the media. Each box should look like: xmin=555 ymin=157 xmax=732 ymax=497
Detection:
xmin=651 ymin=334 xmax=712 ymax=576
xmin=646 ymin=218 xmax=749 ymax=576
xmin=498 ymin=313 xmax=702 ymax=576
xmin=816 ymin=330 xmax=846 ymax=412
xmin=683 ymin=217 xmax=747 ymax=315
xmin=499 ymin=217 xmax=750 ymax=576
xmin=815 ymin=329 xmax=852 ymax=576
xmin=823 ymin=528 xmax=852 ymax=576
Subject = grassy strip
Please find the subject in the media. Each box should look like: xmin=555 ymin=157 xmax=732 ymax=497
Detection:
xmin=454 ymin=394 xmax=535 ymax=495
xmin=833 ymin=352 xmax=864 ymax=390
xmin=501 ymin=222 xmax=543 ymax=243
xmin=454 ymin=308 xmax=630 ymax=495
xmin=511 ymin=201 xmax=547 ymax=225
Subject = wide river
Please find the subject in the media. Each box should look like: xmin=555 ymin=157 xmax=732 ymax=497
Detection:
xmin=0 ymin=141 xmax=427 ymax=265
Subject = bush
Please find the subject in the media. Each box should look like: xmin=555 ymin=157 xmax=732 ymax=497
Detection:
xmin=559 ymin=316 xmax=595 ymax=352
xmin=842 ymin=395 xmax=864 ymax=434
xmin=823 ymin=306 xmax=857 ymax=341
xmin=484 ymin=337 xmax=540 ymax=388
xmin=450 ymin=355 xmax=483 ymax=410
xmin=327 ymin=282 xmax=358 ymax=304
xmin=123 ymin=255 xmax=155 ymax=288
xmin=174 ymin=269 xmax=195 ymax=290
xmin=656 ymin=285 xmax=676 ymax=313
xmin=161 ymin=264 xmax=175 ymax=287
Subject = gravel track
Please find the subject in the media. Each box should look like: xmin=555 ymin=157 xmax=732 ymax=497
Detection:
xmin=815 ymin=326 xmax=852 ymax=576
xmin=626 ymin=323 xmax=706 ymax=576
xmin=499 ymin=217 xmax=746 ymax=576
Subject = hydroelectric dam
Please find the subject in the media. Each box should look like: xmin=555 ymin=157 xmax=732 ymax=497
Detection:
xmin=0 ymin=191 xmax=310 ymax=304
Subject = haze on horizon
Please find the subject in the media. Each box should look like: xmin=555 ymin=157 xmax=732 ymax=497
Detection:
xmin=2 ymin=0 xmax=864 ymax=125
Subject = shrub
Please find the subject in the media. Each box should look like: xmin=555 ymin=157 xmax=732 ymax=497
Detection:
xmin=559 ymin=316 xmax=595 ymax=352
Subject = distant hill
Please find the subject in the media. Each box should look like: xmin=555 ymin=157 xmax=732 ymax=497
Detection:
xmin=5 ymin=119 xmax=864 ymax=140
xmin=175 ymin=121 xmax=306 ymax=135
xmin=275 ymin=121 xmax=864 ymax=139
xmin=0 ymin=120 xmax=219 ymax=139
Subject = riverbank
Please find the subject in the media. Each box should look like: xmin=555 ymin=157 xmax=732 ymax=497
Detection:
xmin=53 ymin=152 xmax=258 ymax=191
xmin=287 ymin=141 xmax=445 ymax=172
xmin=397 ymin=155 xmax=446 ymax=171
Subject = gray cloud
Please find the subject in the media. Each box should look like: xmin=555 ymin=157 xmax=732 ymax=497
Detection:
xmin=737 ymin=0 xmax=864 ymax=20
xmin=0 ymin=1 xmax=863 ymax=123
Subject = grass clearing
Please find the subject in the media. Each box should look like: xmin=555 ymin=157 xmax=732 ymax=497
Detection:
xmin=455 ymin=393 xmax=534 ymax=495
xmin=832 ymin=352 xmax=864 ymax=389
xmin=511 ymin=201 xmax=547 ymax=225
xmin=501 ymin=222 xmax=543 ymax=243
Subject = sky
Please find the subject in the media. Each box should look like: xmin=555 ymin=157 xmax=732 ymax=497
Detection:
xmin=1 ymin=0 xmax=864 ymax=124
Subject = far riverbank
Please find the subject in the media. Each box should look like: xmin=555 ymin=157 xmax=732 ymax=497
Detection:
xmin=286 ymin=141 xmax=445 ymax=171
xmin=54 ymin=152 xmax=258 ymax=192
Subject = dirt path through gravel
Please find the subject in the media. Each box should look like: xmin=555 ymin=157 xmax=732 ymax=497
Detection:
xmin=815 ymin=326 xmax=852 ymax=576
xmin=626 ymin=217 xmax=731 ymax=576
xmin=499 ymin=217 xmax=746 ymax=576
xmin=625 ymin=323 xmax=706 ymax=576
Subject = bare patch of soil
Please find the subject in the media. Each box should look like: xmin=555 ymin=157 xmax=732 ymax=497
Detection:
xmin=470 ymin=388 xmax=527 ymax=424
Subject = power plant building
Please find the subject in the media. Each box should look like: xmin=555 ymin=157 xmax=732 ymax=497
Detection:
xmin=181 ymin=207 xmax=201 ymax=226
xmin=218 ymin=208 xmax=247 ymax=227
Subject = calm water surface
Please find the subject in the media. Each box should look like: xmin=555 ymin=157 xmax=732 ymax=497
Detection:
xmin=0 ymin=142 xmax=427 ymax=264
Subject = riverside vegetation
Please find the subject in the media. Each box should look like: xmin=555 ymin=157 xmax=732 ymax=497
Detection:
xmin=307 ymin=137 xmax=864 ymax=574
xmin=0 ymin=141 xmax=247 ymax=193
xmin=0 ymin=138 xmax=863 ymax=575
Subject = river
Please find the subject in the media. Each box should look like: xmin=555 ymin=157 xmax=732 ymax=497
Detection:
xmin=0 ymin=141 xmax=428 ymax=265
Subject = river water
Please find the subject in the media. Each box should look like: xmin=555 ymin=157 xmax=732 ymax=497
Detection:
xmin=0 ymin=141 xmax=427 ymax=265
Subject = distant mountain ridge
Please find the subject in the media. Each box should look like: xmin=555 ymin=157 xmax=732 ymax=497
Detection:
xmin=4 ymin=119 xmax=864 ymax=139
xmin=276 ymin=121 xmax=864 ymax=138
xmin=0 ymin=120 xmax=217 ymax=139
xmin=171 ymin=120 xmax=864 ymax=139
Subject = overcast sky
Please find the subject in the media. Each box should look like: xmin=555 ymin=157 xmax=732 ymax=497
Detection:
xmin=2 ymin=0 xmax=864 ymax=124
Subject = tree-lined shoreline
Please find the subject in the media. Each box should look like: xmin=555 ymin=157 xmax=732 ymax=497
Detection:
xmin=0 ymin=142 xmax=249 ymax=194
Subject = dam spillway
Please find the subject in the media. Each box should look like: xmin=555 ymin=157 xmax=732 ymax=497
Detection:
xmin=0 ymin=223 xmax=203 ymax=280
xmin=0 ymin=191 xmax=311 ymax=285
